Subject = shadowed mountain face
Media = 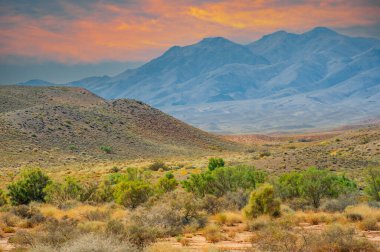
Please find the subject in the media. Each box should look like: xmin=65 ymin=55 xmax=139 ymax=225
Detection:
xmin=0 ymin=86 xmax=238 ymax=167
xmin=21 ymin=27 xmax=380 ymax=133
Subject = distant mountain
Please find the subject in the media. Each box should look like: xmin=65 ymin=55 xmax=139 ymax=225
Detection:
xmin=0 ymin=86 xmax=238 ymax=166
xmin=21 ymin=27 xmax=380 ymax=133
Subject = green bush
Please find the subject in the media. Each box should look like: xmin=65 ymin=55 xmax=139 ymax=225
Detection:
xmin=8 ymin=168 xmax=51 ymax=205
xmin=244 ymin=183 xmax=280 ymax=218
xmin=157 ymin=173 xmax=178 ymax=193
xmin=208 ymin=158 xmax=225 ymax=171
xmin=113 ymin=181 xmax=153 ymax=208
xmin=365 ymin=167 xmax=380 ymax=201
xmin=100 ymin=145 xmax=112 ymax=154
xmin=300 ymin=168 xmax=356 ymax=208
xmin=275 ymin=171 xmax=301 ymax=199
xmin=275 ymin=167 xmax=357 ymax=208
xmin=0 ymin=189 xmax=8 ymax=206
xmin=44 ymin=177 xmax=83 ymax=205
xmin=182 ymin=165 xmax=265 ymax=197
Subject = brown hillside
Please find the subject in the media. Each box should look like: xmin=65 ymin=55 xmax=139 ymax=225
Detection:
xmin=0 ymin=86 xmax=239 ymax=167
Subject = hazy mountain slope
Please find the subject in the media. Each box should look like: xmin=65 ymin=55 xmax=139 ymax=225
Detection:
xmin=0 ymin=86 xmax=238 ymax=167
xmin=20 ymin=27 xmax=380 ymax=133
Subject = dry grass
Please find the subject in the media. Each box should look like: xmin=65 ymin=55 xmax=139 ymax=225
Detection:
xmin=214 ymin=211 xmax=243 ymax=226
xmin=203 ymin=224 xmax=225 ymax=243
xmin=345 ymin=204 xmax=380 ymax=221
xmin=38 ymin=204 xmax=126 ymax=222
xmin=293 ymin=211 xmax=345 ymax=225
xmin=146 ymin=243 xmax=184 ymax=252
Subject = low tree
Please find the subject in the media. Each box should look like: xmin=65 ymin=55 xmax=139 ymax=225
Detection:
xmin=300 ymin=168 xmax=357 ymax=208
xmin=365 ymin=167 xmax=380 ymax=201
xmin=8 ymin=168 xmax=51 ymax=205
xmin=113 ymin=180 xmax=153 ymax=208
xmin=244 ymin=183 xmax=280 ymax=218
xmin=276 ymin=167 xmax=357 ymax=208
xmin=208 ymin=158 xmax=225 ymax=171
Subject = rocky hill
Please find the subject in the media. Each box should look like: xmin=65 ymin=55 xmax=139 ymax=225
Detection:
xmin=0 ymin=86 xmax=238 ymax=167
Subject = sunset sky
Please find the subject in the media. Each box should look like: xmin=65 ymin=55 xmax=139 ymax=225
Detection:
xmin=1 ymin=0 xmax=380 ymax=83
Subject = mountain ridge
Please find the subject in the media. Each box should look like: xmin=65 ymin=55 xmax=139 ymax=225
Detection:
xmin=20 ymin=27 xmax=380 ymax=133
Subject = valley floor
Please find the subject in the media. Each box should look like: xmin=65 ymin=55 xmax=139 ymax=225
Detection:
xmin=0 ymin=124 xmax=379 ymax=251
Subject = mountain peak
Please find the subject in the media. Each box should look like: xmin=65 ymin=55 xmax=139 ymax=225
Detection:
xmin=306 ymin=27 xmax=338 ymax=36
xmin=198 ymin=36 xmax=233 ymax=46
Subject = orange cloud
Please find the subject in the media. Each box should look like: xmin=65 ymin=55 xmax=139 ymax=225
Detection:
xmin=0 ymin=0 xmax=379 ymax=63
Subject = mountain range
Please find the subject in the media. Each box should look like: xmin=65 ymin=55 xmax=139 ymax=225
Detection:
xmin=21 ymin=27 xmax=380 ymax=133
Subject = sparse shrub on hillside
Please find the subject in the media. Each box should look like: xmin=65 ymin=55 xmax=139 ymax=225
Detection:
xmin=148 ymin=161 xmax=167 ymax=171
xmin=365 ymin=167 xmax=380 ymax=201
xmin=156 ymin=173 xmax=178 ymax=193
xmin=100 ymin=145 xmax=112 ymax=154
xmin=244 ymin=183 xmax=281 ymax=218
xmin=68 ymin=144 xmax=78 ymax=151
xmin=8 ymin=168 xmax=51 ymax=205
xmin=182 ymin=165 xmax=265 ymax=197
xmin=0 ymin=189 xmax=8 ymax=206
xmin=208 ymin=158 xmax=225 ymax=171
xmin=259 ymin=151 xmax=271 ymax=158
xmin=113 ymin=181 xmax=153 ymax=208
xmin=110 ymin=166 xmax=121 ymax=173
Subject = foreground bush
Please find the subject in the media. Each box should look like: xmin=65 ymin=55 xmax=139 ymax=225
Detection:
xmin=252 ymin=224 xmax=376 ymax=252
xmin=8 ymin=168 xmax=51 ymax=205
xmin=30 ymin=233 xmax=137 ymax=252
xmin=244 ymin=183 xmax=280 ymax=218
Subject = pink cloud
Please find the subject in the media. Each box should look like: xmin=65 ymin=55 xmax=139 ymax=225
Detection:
xmin=0 ymin=0 xmax=379 ymax=63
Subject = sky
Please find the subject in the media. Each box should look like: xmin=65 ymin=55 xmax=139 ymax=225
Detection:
xmin=1 ymin=0 xmax=380 ymax=83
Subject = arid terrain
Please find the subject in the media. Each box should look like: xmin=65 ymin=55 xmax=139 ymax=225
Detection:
xmin=0 ymin=86 xmax=379 ymax=252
